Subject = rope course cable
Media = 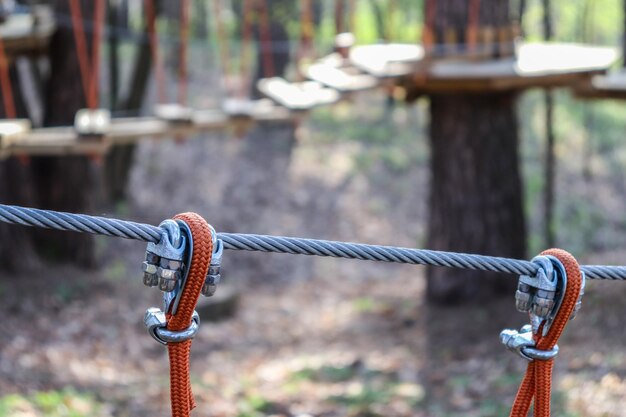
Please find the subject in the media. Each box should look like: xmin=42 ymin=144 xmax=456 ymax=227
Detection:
xmin=0 ymin=204 xmax=625 ymax=281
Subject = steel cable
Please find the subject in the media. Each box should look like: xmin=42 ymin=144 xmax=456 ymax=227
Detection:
xmin=0 ymin=204 xmax=625 ymax=280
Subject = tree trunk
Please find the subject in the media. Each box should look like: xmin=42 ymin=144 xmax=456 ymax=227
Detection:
xmin=427 ymin=93 xmax=525 ymax=303
xmin=425 ymin=0 xmax=525 ymax=304
xmin=29 ymin=0 xmax=99 ymax=267
xmin=0 ymin=64 xmax=38 ymax=271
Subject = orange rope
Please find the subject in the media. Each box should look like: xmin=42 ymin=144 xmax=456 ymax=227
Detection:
xmin=89 ymin=0 xmax=105 ymax=110
xmin=335 ymin=0 xmax=345 ymax=35
xmin=69 ymin=0 xmax=92 ymax=108
xmin=239 ymin=0 xmax=254 ymax=97
xmin=297 ymin=0 xmax=314 ymax=80
xmin=508 ymin=249 xmax=583 ymax=417
xmin=145 ymin=0 xmax=166 ymax=103
xmin=257 ymin=0 xmax=275 ymax=78
xmin=423 ymin=0 xmax=436 ymax=50
xmin=69 ymin=0 xmax=104 ymax=109
xmin=0 ymin=36 xmax=16 ymax=118
xmin=167 ymin=213 xmax=214 ymax=417
xmin=300 ymin=0 xmax=313 ymax=54
xmin=466 ymin=0 xmax=481 ymax=51
xmin=178 ymin=0 xmax=190 ymax=105
xmin=212 ymin=0 xmax=231 ymax=84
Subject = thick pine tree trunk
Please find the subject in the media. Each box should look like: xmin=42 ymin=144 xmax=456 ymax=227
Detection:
xmin=426 ymin=0 xmax=525 ymax=303
xmin=427 ymin=93 xmax=526 ymax=303
xmin=0 ymin=65 xmax=38 ymax=271
xmin=29 ymin=0 xmax=99 ymax=267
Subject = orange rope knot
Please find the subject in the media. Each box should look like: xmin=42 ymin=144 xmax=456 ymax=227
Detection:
xmin=502 ymin=249 xmax=584 ymax=417
xmin=142 ymin=213 xmax=222 ymax=417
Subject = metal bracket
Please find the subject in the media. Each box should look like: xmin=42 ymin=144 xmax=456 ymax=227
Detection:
xmin=144 ymin=307 xmax=200 ymax=345
xmin=500 ymin=324 xmax=559 ymax=361
xmin=202 ymin=227 xmax=222 ymax=297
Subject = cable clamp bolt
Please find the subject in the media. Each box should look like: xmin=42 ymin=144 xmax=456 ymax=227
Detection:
xmin=202 ymin=227 xmax=223 ymax=297
xmin=142 ymin=219 xmax=187 ymax=292
xmin=500 ymin=324 xmax=559 ymax=361
xmin=144 ymin=307 xmax=200 ymax=345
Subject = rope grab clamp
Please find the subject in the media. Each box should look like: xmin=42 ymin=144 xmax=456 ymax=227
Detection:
xmin=141 ymin=218 xmax=222 ymax=344
xmin=500 ymin=254 xmax=584 ymax=361
xmin=141 ymin=213 xmax=218 ymax=417
xmin=503 ymin=249 xmax=584 ymax=417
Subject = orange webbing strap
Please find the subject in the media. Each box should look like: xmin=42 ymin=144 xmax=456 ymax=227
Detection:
xmin=257 ymin=0 xmax=275 ymax=78
xmin=178 ymin=0 xmax=190 ymax=105
xmin=422 ymin=0 xmax=436 ymax=51
xmin=69 ymin=0 xmax=105 ymax=109
xmin=0 ymin=35 xmax=16 ymax=118
xmin=466 ymin=0 xmax=480 ymax=52
xmin=167 ymin=213 xmax=214 ymax=417
xmin=212 ymin=0 xmax=231 ymax=87
xmin=508 ymin=249 xmax=583 ymax=417
xmin=145 ymin=0 xmax=166 ymax=103
xmin=239 ymin=0 xmax=254 ymax=98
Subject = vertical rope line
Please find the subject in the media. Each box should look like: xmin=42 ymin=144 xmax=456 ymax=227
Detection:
xmin=0 ymin=36 xmax=16 ymax=118
xmin=239 ymin=0 xmax=254 ymax=97
xmin=334 ymin=0 xmax=345 ymax=34
xmin=178 ymin=0 xmax=190 ymax=104
xmin=257 ymin=0 xmax=275 ymax=78
xmin=467 ymin=0 xmax=480 ymax=52
xmin=423 ymin=0 xmax=436 ymax=50
xmin=386 ymin=0 xmax=396 ymax=42
xmin=212 ymin=0 xmax=231 ymax=85
xmin=144 ymin=0 xmax=166 ymax=103
xmin=89 ymin=0 xmax=106 ymax=109
xmin=69 ymin=0 xmax=92 ymax=108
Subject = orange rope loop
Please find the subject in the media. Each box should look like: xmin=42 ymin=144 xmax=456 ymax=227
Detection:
xmin=239 ymin=0 xmax=254 ymax=97
xmin=505 ymin=249 xmax=584 ymax=417
xmin=145 ymin=0 xmax=166 ymax=103
xmin=257 ymin=0 xmax=275 ymax=78
xmin=69 ymin=0 xmax=105 ymax=109
xmin=178 ymin=0 xmax=190 ymax=105
xmin=0 ymin=35 xmax=16 ymax=118
xmin=143 ymin=214 xmax=214 ymax=417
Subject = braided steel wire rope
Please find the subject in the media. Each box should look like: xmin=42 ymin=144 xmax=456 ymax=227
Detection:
xmin=0 ymin=203 xmax=625 ymax=280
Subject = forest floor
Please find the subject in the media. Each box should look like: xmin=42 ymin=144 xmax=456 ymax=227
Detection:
xmin=2 ymin=92 xmax=626 ymax=416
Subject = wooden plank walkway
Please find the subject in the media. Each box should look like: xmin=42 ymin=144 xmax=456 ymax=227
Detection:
xmin=0 ymin=40 xmax=618 ymax=158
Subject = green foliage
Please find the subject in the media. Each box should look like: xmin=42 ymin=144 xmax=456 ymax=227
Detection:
xmin=0 ymin=389 xmax=105 ymax=417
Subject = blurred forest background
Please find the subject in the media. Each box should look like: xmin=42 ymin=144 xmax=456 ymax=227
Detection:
xmin=1 ymin=0 xmax=626 ymax=416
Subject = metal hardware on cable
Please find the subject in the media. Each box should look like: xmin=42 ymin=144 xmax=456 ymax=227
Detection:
xmin=142 ymin=213 xmax=215 ymax=417
xmin=500 ymin=324 xmax=559 ymax=361
xmin=504 ymin=249 xmax=584 ymax=417
xmin=202 ymin=226 xmax=222 ymax=297
xmin=142 ymin=219 xmax=187 ymax=292
xmin=1 ymin=204 xmax=626 ymax=281
xmin=144 ymin=308 xmax=200 ymax=345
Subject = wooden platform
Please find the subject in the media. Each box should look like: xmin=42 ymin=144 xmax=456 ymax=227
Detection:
xmin=257 ymin=77 xmax=340 ymax=110
xmin=574 ymin=69 xmax=626 ymax=100
xmin=0 ymin=6 xmax=54 ymax=60
xmin=306 ymin=53 xmax=379 ymax=92
xmin=405 ymin=42 xmax=618 ymax=93
xmin=350 ymin=43 xmax=425 ymax=78
xmin=0 ymin=107 xmax=293 ymax=159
